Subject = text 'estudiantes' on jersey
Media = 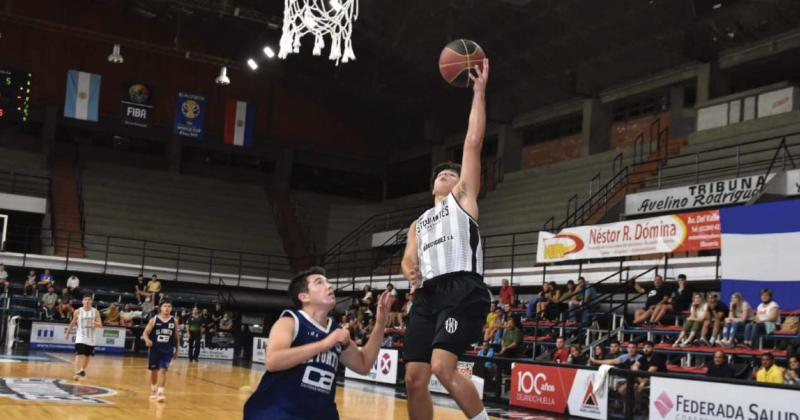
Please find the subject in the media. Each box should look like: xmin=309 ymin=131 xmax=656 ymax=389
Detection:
xmin=416 ymin=193 xmax=483 ymax=282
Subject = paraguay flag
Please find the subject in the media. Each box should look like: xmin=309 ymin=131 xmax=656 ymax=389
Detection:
xmin=64 ymin=70 xmax=101 ymax=121
xmin=224 ymin=100 xmax=255 ymax=147
xmin=721 ymin=199 xmax=800 ymax=309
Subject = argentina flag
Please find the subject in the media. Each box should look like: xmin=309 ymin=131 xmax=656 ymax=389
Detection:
xmin=64 ymin=70 xmax=101 ymax=121
xmin=721 ymin=199 xmax=800 ymax=309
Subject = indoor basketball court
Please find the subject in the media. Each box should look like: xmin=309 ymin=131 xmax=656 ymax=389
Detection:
xmin=3 ymin=0 xmax=800 ymax=419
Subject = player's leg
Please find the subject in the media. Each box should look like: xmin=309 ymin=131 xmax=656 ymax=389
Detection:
xmin=430 ymin=349 xmax=485 ymax=418
xmin=156 ymin=367 xmax=168 ymax=402
xmin=403 ymin=292 xmax=436 ymax=420
xmin=148 ymin=349 xmax=160 ymax=399
xmin=81 ymin=348 xmax=91 ymax=372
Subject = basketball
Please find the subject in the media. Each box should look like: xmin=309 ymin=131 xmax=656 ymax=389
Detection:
xmin=438 ymin=39 xmax=486 ymax=88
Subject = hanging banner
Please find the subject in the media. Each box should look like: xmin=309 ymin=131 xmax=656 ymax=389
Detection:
xmin=625 ymin=174 xmax=773 ymax=215
xmin=121 ymin=83 xmax=153 ymax=128
xmin=537 ymin=209 xmax=720 ymax=263
xmin=174 ymin=91 xmax=206 ymax=138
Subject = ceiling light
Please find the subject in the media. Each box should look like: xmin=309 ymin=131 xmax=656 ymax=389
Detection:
xmin=712 ymin=2 xmax=722 ymax=9
xmin=215 ymin=66 xmax=230 ymax=85
xmin=263 ymin=46 xmax=276 ymax=59
xmin=247 ymin=58 xmax=258 ymax=70
xmin=108 ymin=44 xmax=124 ymax=64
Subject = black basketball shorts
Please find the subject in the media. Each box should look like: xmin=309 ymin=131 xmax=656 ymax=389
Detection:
xmin=75 ymin=343 xmax=95 ymax=356
xmin=403 ymin=272 xmax=491 ymax=363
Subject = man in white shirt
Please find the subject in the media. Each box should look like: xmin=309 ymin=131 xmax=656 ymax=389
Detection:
xmin=66 ymin=274 xmax=80 ymax=299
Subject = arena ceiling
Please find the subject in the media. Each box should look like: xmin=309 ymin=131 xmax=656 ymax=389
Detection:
xmin=75 ymin=0 xmax=800 ymax=125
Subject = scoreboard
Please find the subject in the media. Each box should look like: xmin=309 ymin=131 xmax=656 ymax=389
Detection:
xmin=0 ymin=69 xmax=32 ymax=123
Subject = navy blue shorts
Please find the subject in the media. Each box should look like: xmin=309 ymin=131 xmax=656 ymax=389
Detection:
xmin=148 ymin=347 xmax=174 ymax=370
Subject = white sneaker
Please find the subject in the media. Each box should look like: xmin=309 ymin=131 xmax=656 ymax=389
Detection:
xmin=672 ymin=340 xmax=681 ymax=348
xmin=149 ymin=386 xmax=158 ymax=400
xmin=709 ymin=336 xmax=716 ymax=346
xmin=156 ymin=391 xmax=166 ymax=402
xmin=678 ymin=339 xmax=689 ymax=348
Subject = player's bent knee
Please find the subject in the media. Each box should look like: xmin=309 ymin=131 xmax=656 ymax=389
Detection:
xmin=405 ymin=369 xmax=430 ymax=391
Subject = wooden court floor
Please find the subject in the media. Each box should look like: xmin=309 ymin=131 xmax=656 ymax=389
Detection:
xmin=0 ymin=353 xmax=501 ymax=420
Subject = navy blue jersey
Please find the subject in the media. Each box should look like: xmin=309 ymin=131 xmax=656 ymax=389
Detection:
xmin=244 ymin=310 xmax=342 ymax=420
xmin=149 ymin=315 xmax=177 ymax=352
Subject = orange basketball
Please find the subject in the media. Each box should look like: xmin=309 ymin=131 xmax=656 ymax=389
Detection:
xmin=438 ymin=39 xmax=486 ymax=88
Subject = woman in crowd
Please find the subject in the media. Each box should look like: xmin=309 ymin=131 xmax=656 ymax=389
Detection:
xmin=673 ymin=293 xmax=707 ymax=347
xmin=119 ymin=304 xmax=136 ymax=327
xmin=104 ymin=303 xmax=121 ymax=326
xmin=720 ymin=292 xmax=750 ymax=347
xmin=568 ymin=343 xmax=588 ymax=366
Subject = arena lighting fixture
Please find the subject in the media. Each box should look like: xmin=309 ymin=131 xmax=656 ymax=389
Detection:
xmin=247 ymin=58 xmax=258 ymax=70
xmin=215 ymin=66 xmax=230 ymax=85
xmin=108 ymin=44 xmax=124 ymax=64
xmin=263 ymin=46 xmax=276 ymax=59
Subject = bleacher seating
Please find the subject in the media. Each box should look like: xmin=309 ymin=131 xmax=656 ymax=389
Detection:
xmin=80 ymin=163 xmax=287 ymax=262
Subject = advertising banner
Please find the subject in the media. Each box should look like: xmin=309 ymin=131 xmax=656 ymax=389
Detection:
xmin=428 ymin=361 xmax=484 ymax=400
xmin=174 ymin=91 xmax=206 ymax=138
xmin=510 ymin=363 xmax=576 ymax=414
xmin=567 ymin=369 xmax=608 ymax=420
xmin=650 ymin=376 xmax=800 ymax=420
xmin=344 ymin=348 xmax=398 ymax=385
xmin=30 ymin=322 xmax=126 ymax=353
xmin=537 ymin=210 xmax=720 ymax=263
xmin=178 ymin=336 xmax=234 ymax=360
xmin=625 ymin=174 xmax=773 ymax=215
xmin=252 ymin=337 xmax=267 ymax=364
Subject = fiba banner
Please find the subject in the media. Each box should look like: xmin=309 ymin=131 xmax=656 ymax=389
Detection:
xmin=30 ymin=322 xmax=126 ymax=353
xmin=625 ymin=174 xmax=773 ymax=215
xmin=537 ymin=210 xmax=720 ymax=263
xmin=428 ymin=361 xmax=484 ymax=400
xmin=650 ymin=376 xmax=800 ymax=420
xmin=178 ymin=336 xmax=234 ymax=360
xmin=510 ymin=363 xmax=576 ymax=414
xmin=344 ymin=348 xmax=398 ymax=385
xmin=121 ymin=83 xmax=153 ymax=128
xmin=252 ymin=337 xmax=268 ymax=364
xmin=174 ymin=91 xmax=206 ymax=138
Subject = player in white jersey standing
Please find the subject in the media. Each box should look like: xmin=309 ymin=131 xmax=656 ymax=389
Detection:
xmin=65 ymin=294 xmax=102 ymax=381
xmin=401 ymin=59 xmax=491 ymax=420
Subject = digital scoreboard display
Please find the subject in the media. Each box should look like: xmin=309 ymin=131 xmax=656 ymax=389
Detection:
xmin=0 ymin=69 xmax=32 ymax=123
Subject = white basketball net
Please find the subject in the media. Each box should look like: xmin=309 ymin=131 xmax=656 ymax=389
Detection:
xmin=278 ymin=0 xmax=359 ymax=65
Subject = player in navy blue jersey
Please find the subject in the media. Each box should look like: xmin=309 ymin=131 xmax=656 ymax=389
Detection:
xmin=142 ymin=301 xmax=180 ymax=402
xmin=243 ymin=267 xmax=393 ymax=420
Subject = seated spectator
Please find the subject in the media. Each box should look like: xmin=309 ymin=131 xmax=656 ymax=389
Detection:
xmin=387 ymin=285 xmax=404 ymax=327
xmin=607 ymin=340 xmax=622 ymax=359
xmin=633 ymin=275 xmax=674 ymax=325
xmin=543 ymin=282 xmax=562 ymax=321
xmin=784 ymin=356 xmax=800 ymax=386
xmin=592 ymin=345 xmax=606 ymax=363
xmin=700 ymin=293 xmax=728 ymax=346
xmin=743 ymin=289 xmax=780 ymax=348
xmin=36 ymin=269 xmax=54 ymax=293
xmin=134 ymin=274 xmax=147 ymax=303
xmin=562 ymin=280 xmax=580 ymax=322
xmin=141 ymin=295 xmax=155 ymax=317
xmin=567 ymin=344 xmax=587 ymax=366
xmin=498 ymin=316 xmax=522 ymax=357
xmin=477 ymin=340 xmax=496 ymax=369
xmin=707 ymin=350 xmax=736 ymax=379
xmin=104 ymin=303 xmax=120 ymax=326
xmin=534 ymin=282 xmax=552 ymax=317
xmin=362 ymin=285 xmax=373 ymax=302
xmin=577 ymin=276 xmax=597 ymax=325
xmin=219 ymin=312 xmax=234 ymax=332
xmin=526 ymin=293 xmax=543 ymax=321
xmin=401 ymin=291 xmax=413 ymax=324
xmin=673 ymin=293 xmax=707 ymax=347
xmin=146 ymin=274 xmax=162 ymax=303
xmin=66 ymin=273 xmax=80 ymax=299
xmin=484 ymin=302 xmax=501 ymax=341
xmin=499 ymin=278 xmax=516 ymax=307
xmin=57 ymin=297 xmax=74 ymax=321
xmin=23 ymin=270 xmax=37 ymax=296
xmin=720 ymin=292 xmax=751 ymax=347
xmin=348 ymin=318 xmax=365 ymax=346
xmin=591 ymin=342 xmax=641 ymax=368
xmin=671 ymin=274 xmax=693 ymax=314
xmin=0 ymin=264 xmax=9 ymax=295
xmin=119 ymin=304 xmax=135 ymax=327
xmin=632 ymin=341 xmax=666 ymax=394
xmin=40 ymin=285 xmax=59 ymax=319
xmin=552 ymin=337 xmax=569 ymax=364
xmin=203 ymin=308 xmax=217 ymax=348
xmin=755 ymin=353 xmax=784 ymax=384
